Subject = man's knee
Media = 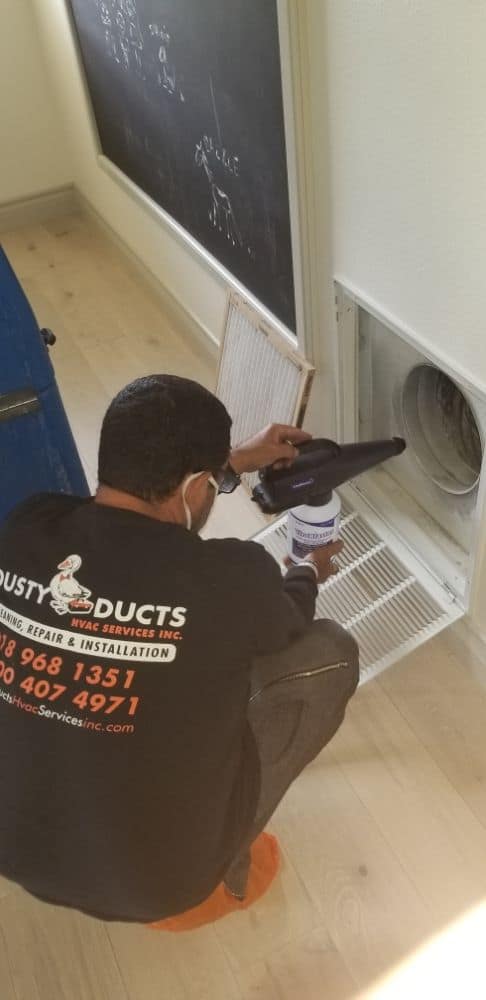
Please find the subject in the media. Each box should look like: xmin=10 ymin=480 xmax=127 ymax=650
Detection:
xmin=250 ymin=618 xmax=360 ymax=699
xmin=310 ymin=619 xmax=360 ymax=694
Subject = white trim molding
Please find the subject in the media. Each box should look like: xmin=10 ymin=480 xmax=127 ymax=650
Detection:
xmin=278 ymin=1 xmax=338 ymax=435
xmin=0 ymin=186 xmax=78 ymax=234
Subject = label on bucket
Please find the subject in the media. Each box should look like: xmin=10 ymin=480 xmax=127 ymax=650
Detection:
xmin=288 ymin=511 xmax=341 ymax=560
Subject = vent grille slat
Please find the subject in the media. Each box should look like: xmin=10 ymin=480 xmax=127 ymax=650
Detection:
xmin=254 ymin=499 xmax=458 ymax=682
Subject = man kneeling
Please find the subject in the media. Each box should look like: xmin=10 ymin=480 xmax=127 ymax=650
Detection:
xmin=0 ymin=375 xmax=358 ymax=921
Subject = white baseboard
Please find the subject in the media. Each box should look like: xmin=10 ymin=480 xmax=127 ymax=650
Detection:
xmin=75 ymin=190 xmax=220 ymax=370
xmin=0 ymin=185 xmax=78 ymax=234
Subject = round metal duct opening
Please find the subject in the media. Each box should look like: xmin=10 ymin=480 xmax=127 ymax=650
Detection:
xmin=401 ymin=365 xmax=482 ymax=495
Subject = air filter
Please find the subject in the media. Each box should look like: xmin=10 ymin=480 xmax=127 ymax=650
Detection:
xmin=216 ymin=293 xmax=315 ymax=490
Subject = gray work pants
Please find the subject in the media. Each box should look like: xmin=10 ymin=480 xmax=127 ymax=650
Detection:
xmin=224 ymin=619 xmax=360 ymax=898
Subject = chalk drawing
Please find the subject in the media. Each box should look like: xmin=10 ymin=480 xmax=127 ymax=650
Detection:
xmin=96 ymin=0 xmax=144 ymax=76
xmin=198 ymin=134 xmax=239 ymax=178
xmin=195 ymin=139 xmax=243 ymax=247
xmin=148 ymin=22 xmax=185 ymax=101
xmin=99 ymin=2 xmax=111 ymax=26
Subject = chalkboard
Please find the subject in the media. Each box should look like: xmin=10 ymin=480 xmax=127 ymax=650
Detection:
xmin=67 ymin=0 xmax=296 ymax=331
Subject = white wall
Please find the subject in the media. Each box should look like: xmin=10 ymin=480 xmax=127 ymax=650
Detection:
xmin=31 ymin=0 xmax=232 ymax=349
xmin=0 ymin=0 xmax=72 ymax=205
xmin=319 ymin=0 xmax=486 ymax=384
xmin=305 ymin=0 xmax=486 ymax=633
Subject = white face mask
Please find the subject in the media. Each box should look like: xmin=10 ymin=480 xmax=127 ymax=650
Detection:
xmin=181 ymin=472 xmax=219 ymax=531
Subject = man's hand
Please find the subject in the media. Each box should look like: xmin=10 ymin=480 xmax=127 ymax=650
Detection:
xmin=285 ymin=540 xmax=344 ymax=584
xmin=302 ymin=541 xmax=343 ymax=583
xmin=230 ymin=424 xmax=312 ymax=475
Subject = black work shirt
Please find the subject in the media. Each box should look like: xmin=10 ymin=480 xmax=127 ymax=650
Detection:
xmin=0 ymin=495 xmax=316 ymax=922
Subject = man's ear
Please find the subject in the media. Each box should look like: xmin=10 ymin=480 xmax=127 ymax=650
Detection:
xmin=183 ymin=471 xmax=210 ymax=505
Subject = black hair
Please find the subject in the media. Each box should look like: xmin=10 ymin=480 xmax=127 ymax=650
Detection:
xmin=98 ymin=374 xmax=232 ymax=501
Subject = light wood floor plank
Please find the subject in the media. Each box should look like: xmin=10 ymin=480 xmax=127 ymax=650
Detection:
xmin=272 ymin=746 xmax=434 ymax=989
xmin=0 ymin=891 xmax=128 ymax=1000
xmin=379 ymin=626 xmax=486 ymax=831
xmin=0 ymin=225 xmax=73 ymax=280
xmin=108 ymin=921 xmax=240 ymax=1000
xmin=0 ymin=873 xmax=17 ymax=903
xmin=330 ymin=678 xmax=486 ymax=925
xmin=213 ymin=843 xmax=320 ymax=977
xmin=238 ymin=924 xmax=357 ymax=1000
xmin=0 ymin=924 xmax=16 ymax=1000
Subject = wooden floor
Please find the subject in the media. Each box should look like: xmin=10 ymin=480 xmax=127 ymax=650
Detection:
xmin=2 ymin=214 xmax=486 ymax=999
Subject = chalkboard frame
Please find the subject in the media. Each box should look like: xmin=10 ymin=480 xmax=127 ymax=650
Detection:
xmin=63 ymin=0 xmax=305 ymax=344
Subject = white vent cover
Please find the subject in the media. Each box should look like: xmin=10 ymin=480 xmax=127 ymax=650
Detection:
xmin=254 ymin=495 xmax=461 ymax=683
xmin=216 ymin=293 xmax=315 ymax=490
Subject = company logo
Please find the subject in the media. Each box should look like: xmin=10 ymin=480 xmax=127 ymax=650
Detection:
xmin=49 ymin=555 xmax=94 ymax=616
xmin=0 ymin=558 xmax=187 ymax=629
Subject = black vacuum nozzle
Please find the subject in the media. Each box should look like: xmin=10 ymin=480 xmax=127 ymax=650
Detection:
xmin=252 ymin=436 xmax=406 ymax=514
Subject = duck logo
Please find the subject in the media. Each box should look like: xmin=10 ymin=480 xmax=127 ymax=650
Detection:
xmin=49 ymin=555 xmax=94 ymax=616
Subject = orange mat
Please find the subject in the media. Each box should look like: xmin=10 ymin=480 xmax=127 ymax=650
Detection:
xmin=148 ymin=832 xmax=280 ymax=932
